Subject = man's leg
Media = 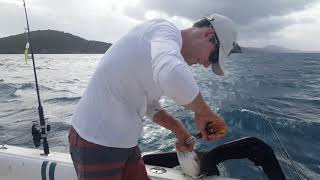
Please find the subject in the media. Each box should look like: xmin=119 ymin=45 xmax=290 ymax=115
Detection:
xmin=122 ymin=146 xmax=149 ymax=180
xmin=69 ymin=127 xmax=132 ymax=180
xmin=200 ymin=137 xmax=286 ymax=180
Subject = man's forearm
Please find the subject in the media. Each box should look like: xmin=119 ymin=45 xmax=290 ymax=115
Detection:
xmin=184 ymin=92 xmax=212 ymax=115
xmin=152 ymin=110 xmax=195 ymax=152
xmin=152 ymin=110 xmax=184 ymax=134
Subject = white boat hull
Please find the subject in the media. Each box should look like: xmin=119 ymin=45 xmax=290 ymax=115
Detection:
xmin=0 ymin=145 xmax=238 ymax=180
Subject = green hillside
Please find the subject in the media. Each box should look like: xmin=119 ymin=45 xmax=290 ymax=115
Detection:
xmin=0 ymin=30 xmax=111 ymax=54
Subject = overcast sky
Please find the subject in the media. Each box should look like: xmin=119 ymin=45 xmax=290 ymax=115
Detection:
xmin=1 ymin=0 xmax=319 ymax=51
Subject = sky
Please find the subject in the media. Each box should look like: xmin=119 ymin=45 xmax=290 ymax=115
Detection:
xmin=1 ymin=0 xmax=320 ymax=51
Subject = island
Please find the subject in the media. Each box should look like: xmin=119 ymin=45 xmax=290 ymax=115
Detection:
xmin=0 ymin=30 xmax=111 ymax=54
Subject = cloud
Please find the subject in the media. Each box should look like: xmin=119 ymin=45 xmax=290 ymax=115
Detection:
xmin=120 ymin=0 xmax=320 ymax=50
xmin=0 ymin=2 xmax=27 ymax=37
xmin=125 ymin=0 xmax=317 ymax=24
xmin=0 ymin=0 xmax=141 ymax=43
xmin=0 ymin=0 xmax=319 ymax=50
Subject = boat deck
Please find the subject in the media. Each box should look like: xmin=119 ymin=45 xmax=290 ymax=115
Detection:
xmin=0 ymin=144 xmax=238 ymax=180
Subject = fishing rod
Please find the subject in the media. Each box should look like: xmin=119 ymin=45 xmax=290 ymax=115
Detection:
xmin=22 ymin=0 xmax=51 ymax=155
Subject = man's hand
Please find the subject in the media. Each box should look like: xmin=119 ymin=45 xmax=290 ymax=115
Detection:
xmin=184 ymin=92 xmax=228 ymax=141
xmin=174 ymin=126 xmax=194 ymax=152
xmin=195 ymin=111 xmax=227 ymax=141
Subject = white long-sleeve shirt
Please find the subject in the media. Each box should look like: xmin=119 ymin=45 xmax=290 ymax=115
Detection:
xmin=71 ymin=19 xmax=199 ymax=148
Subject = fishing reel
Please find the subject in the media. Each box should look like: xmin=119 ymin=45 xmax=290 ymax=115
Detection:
xmin=31 ymin=120 xmax=50 ymax=148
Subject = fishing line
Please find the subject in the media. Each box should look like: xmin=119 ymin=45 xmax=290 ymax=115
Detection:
xmin=266 ymin=118 xmax=303 ymax=180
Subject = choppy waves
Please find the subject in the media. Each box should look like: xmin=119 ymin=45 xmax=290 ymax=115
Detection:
xmin=1 ymin=53 xmax=319 ymax=179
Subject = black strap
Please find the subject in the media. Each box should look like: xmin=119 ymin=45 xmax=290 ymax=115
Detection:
xmin=143 ymin=137 xmax=286 ymax=180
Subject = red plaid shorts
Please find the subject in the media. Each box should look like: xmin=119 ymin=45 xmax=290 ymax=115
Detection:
xmin=68 ymin=127 xmax=149 ymax=180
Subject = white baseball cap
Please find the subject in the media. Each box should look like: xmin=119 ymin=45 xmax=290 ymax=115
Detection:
xmin=206 ymin=14 xmax=237 ymax=76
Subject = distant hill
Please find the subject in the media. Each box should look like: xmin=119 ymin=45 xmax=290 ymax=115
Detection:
xmin=0 ymin=30 xmax=111 ymax=54
xmin=1 ymin=30 xmax=307 ymax=54
xmin=242 ymin=45 xmax=299 ymax=53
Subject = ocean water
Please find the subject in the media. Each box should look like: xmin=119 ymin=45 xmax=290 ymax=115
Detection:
xmin=0 ymin=53 xmax=319 ymax=179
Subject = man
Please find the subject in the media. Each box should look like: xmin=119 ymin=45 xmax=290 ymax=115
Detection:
xmin=69 ymin=13 xmax=237 ymax=180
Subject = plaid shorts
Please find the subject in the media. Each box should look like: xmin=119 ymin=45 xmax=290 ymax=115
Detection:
xmin=68 ymin=127 xmax=149 ymax=180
